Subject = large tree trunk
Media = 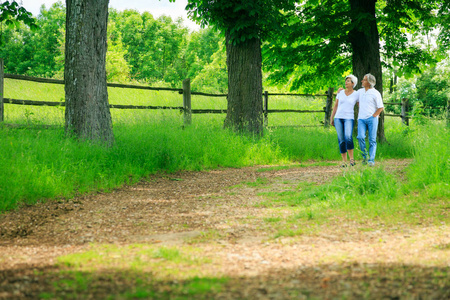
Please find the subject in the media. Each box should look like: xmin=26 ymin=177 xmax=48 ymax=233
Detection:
xmin=65 ymin=0 xmax=114 ymax=145
xmin=348 ymin=0 xmax=386 ymax=142
xmin=224 ymin=32 xmax=263 ymax=136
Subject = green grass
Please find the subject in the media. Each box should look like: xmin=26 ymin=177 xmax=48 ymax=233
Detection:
xmin=405 ymin=123 xmax=450 ymax=193
xmin=1 ymin=78 xmax=445 ymax=212
xmin=254 ymin=122 xmax=449 ymax=234
xmin=58 ymin=244 xmax=210 ymax=272
xmin=41 ymin=270 xmax=228 ymax=300
xmin=2 ymin=79 xmax=449 ymax=300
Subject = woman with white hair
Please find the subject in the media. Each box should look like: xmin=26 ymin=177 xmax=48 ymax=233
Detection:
xmin=330 ymin=75 xmax=359 ymax=167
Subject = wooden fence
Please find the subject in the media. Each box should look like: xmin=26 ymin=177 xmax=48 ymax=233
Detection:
xmin=1 ymin=58 xmax=447 ymax=127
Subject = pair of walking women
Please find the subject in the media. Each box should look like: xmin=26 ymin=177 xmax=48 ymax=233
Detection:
xmin=330 ymin=73 xmax=384 ymax=167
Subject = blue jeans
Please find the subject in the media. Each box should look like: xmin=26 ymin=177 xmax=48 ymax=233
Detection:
xmin=357 ymin=116 xmax=379 ymax=163
xmin=334 ymin=118 xmax=354 ymax=154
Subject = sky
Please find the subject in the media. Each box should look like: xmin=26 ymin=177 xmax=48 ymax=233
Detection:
xmin=19 ymin=0 xmax=201 ymax=31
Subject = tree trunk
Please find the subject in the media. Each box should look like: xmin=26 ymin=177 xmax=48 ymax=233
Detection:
xmin=348 ymin=0 xmax=386 ymax=143
xmin=224 ymin=32 xmax=263 ymax=136
xmin=65 ymin=0 xmax=114 ymax=145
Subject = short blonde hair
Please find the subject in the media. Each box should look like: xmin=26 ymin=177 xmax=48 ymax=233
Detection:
xmin=345 ymin=74 xmax=358 ymax=88
xmin=365 ymin=73 xmax=376 ymax=88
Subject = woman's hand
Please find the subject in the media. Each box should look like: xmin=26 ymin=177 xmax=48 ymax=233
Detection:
xmin=330 ymin=119 xmax=334 ymax=126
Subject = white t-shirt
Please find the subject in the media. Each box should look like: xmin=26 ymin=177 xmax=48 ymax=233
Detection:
xmin=335 ymin=90 xmax=359 ymax=119
xmin=357 ymin=88 xmax=384 ymax=119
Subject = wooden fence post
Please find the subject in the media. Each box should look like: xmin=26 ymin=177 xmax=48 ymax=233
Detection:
xmin=324 ymin=87 xmax=334 ymax=127
xmin=0 ymin=58 xmax=4 ymax=122
xmin=263 ymin=91 xmax=268 ymax=127
xmin=183 ymin=78 xmax=192 ymax=126
xmin=401 ymin=98 xmax=409 ymax=126
xmin=447 ymin=98 xmax=450 ymax=127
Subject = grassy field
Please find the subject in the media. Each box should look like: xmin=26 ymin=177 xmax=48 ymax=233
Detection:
xmin=0 ymin=78 xmax=448 ymax=212
xmin=1 ymin=79 xmax=449 ymax=299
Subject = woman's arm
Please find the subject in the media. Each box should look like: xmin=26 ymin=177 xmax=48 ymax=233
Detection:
xmin=330 ymin=98 xmax=339 ymax=126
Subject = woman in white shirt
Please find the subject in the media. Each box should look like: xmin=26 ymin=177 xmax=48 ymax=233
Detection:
xmin=330 ymin=75 xmax=359 ymax=167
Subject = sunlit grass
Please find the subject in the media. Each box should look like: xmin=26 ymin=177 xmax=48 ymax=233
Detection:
xmin=4 ymin=78 xmax=327 ymax=127
xmin=57 ymin=244 xmax=212 ymax=279
xmin=1 ymin=78 xmax=441 ymax=212
xmin=256 ymin=125 xmax=448 ymax=237
xmin=50 ymin=243 xmax=227 ymax=299
xmin=2 ymin=79 xmax=449 ymax=300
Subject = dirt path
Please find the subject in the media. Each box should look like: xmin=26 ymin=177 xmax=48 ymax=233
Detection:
xmin=1 ymin=159 xmax=449 ymax=299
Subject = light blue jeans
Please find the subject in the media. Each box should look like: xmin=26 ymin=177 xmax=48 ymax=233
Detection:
xmin=334 ymin=118 xmax=354 ymax=154
xmin=357 ymin=116 xmax=378 ymax=163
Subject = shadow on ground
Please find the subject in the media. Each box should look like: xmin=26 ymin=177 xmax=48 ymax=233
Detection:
xmin=1 ymin=263 xmax=449 ymax=299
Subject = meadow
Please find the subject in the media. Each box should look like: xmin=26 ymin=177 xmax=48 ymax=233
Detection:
xmin=0 ymin=78 xmax=448 ymax=212
xmin=1 ymin=78 xmax=449 ymax=299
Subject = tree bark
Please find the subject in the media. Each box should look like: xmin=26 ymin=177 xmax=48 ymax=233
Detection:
xmin=65 ymin=0 xmax=114 ymax=145
xmin=224 ymin=33 xmax=263 ymax=136
xmin=348 ymin=0 xmax=386 ymax=142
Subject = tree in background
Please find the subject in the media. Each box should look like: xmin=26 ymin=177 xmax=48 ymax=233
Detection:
xmin=184 ymin=27 xmax=222 ymax=79
xmin=349 ymin=0 xmax=385 ymax=141
xmin=416 ymin=66 xmax=450 ymax=113
xmin=109 ymin=10 xmax=189 ymax=85
xmin=0 ymin=1 xmax=65 ymax=77
xmin=0 ymin=0 xmax=36 ymax=44
xmin=1 ymin=1 xmax=223 ymax=89
xmin=437 ymin=0 xmax=450 ymax=51
xmin=263 ymin=0 xmax=444 ymax=141
xmin=106 ymin=19 xmax=131 ymax=82
xmin=28 ymin=1 xmax=65 ymax=77
xmin=0 ymin=0 xmax=37 ymax=74
xmin=191 ymin=41 xmax=227 ymax=93
xmin=187 ymin=0 xmax=296 ymax=136
xmin=65 ymin=0 xmax=113 ymax=145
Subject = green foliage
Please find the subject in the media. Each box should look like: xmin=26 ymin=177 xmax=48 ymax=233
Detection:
xmin=186 ymin=27 xmax=224 ymax=86
xmin=379 ymin=0 xmax=440 ymax=76
xmin=263 ymin=0 xmax=447 ymax=92
xmin=262 ymin=0 xmax=354 ymax=92
xmin=0 ymin=1 xmax=37 ymax=38
xmin=385 ymin=64 xmax=449 ymax=118
xmin=186 ymin=0 xmax=296 ymax=45
xmin=191 ymin=41 xmax=228 ymax=93
xmin=437 ymin=0 xmax=450 ymax=50
xmin=0 ymin=1 xmax=65 ymax=77
xmin=415 ymin=66 xmax=450 ymax=111
xmin=106 ymin=20 xmax=131 ymax=82
xmin=0 ymin=3 xmax=225 ymax=91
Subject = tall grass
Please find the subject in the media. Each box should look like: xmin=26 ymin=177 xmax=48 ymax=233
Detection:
xmin=0 ymin=78 xmax=423 ymax=211
xmin=271 ymin=117 xmax=414 ymax=161
xmin=405 ymin=122 xmax=450 ymax=196
xmin=0 ymin=116 xmax=289 ymax=211
xmin=264 ymin=121 xmax=449 ymax=227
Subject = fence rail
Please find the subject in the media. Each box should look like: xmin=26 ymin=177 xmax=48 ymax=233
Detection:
xmin=0 ymin=66 xmax=333 ymax=127
xmin=1 ymin=59 xmax=448 ymax=127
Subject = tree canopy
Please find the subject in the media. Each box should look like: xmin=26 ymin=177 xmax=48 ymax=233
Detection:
xmin=186 ymin=0 xmax=296 ymax=45
xmin=0 ymin=0 xmax=36 ymax=45
xmin=0 ymin=1 xmax=225 ymax=90
xmin=263 ymin=0 xmax=447 ymax=93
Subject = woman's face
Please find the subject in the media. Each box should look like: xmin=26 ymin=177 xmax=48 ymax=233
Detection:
xmin=345 ymin=78 xmax=353 ymax=89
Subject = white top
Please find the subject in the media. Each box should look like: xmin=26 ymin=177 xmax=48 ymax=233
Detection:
xmin=357 ymin=88 xmax=384 ymax=119
xmin=335 ymin=90 xmax=359 ymax=119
